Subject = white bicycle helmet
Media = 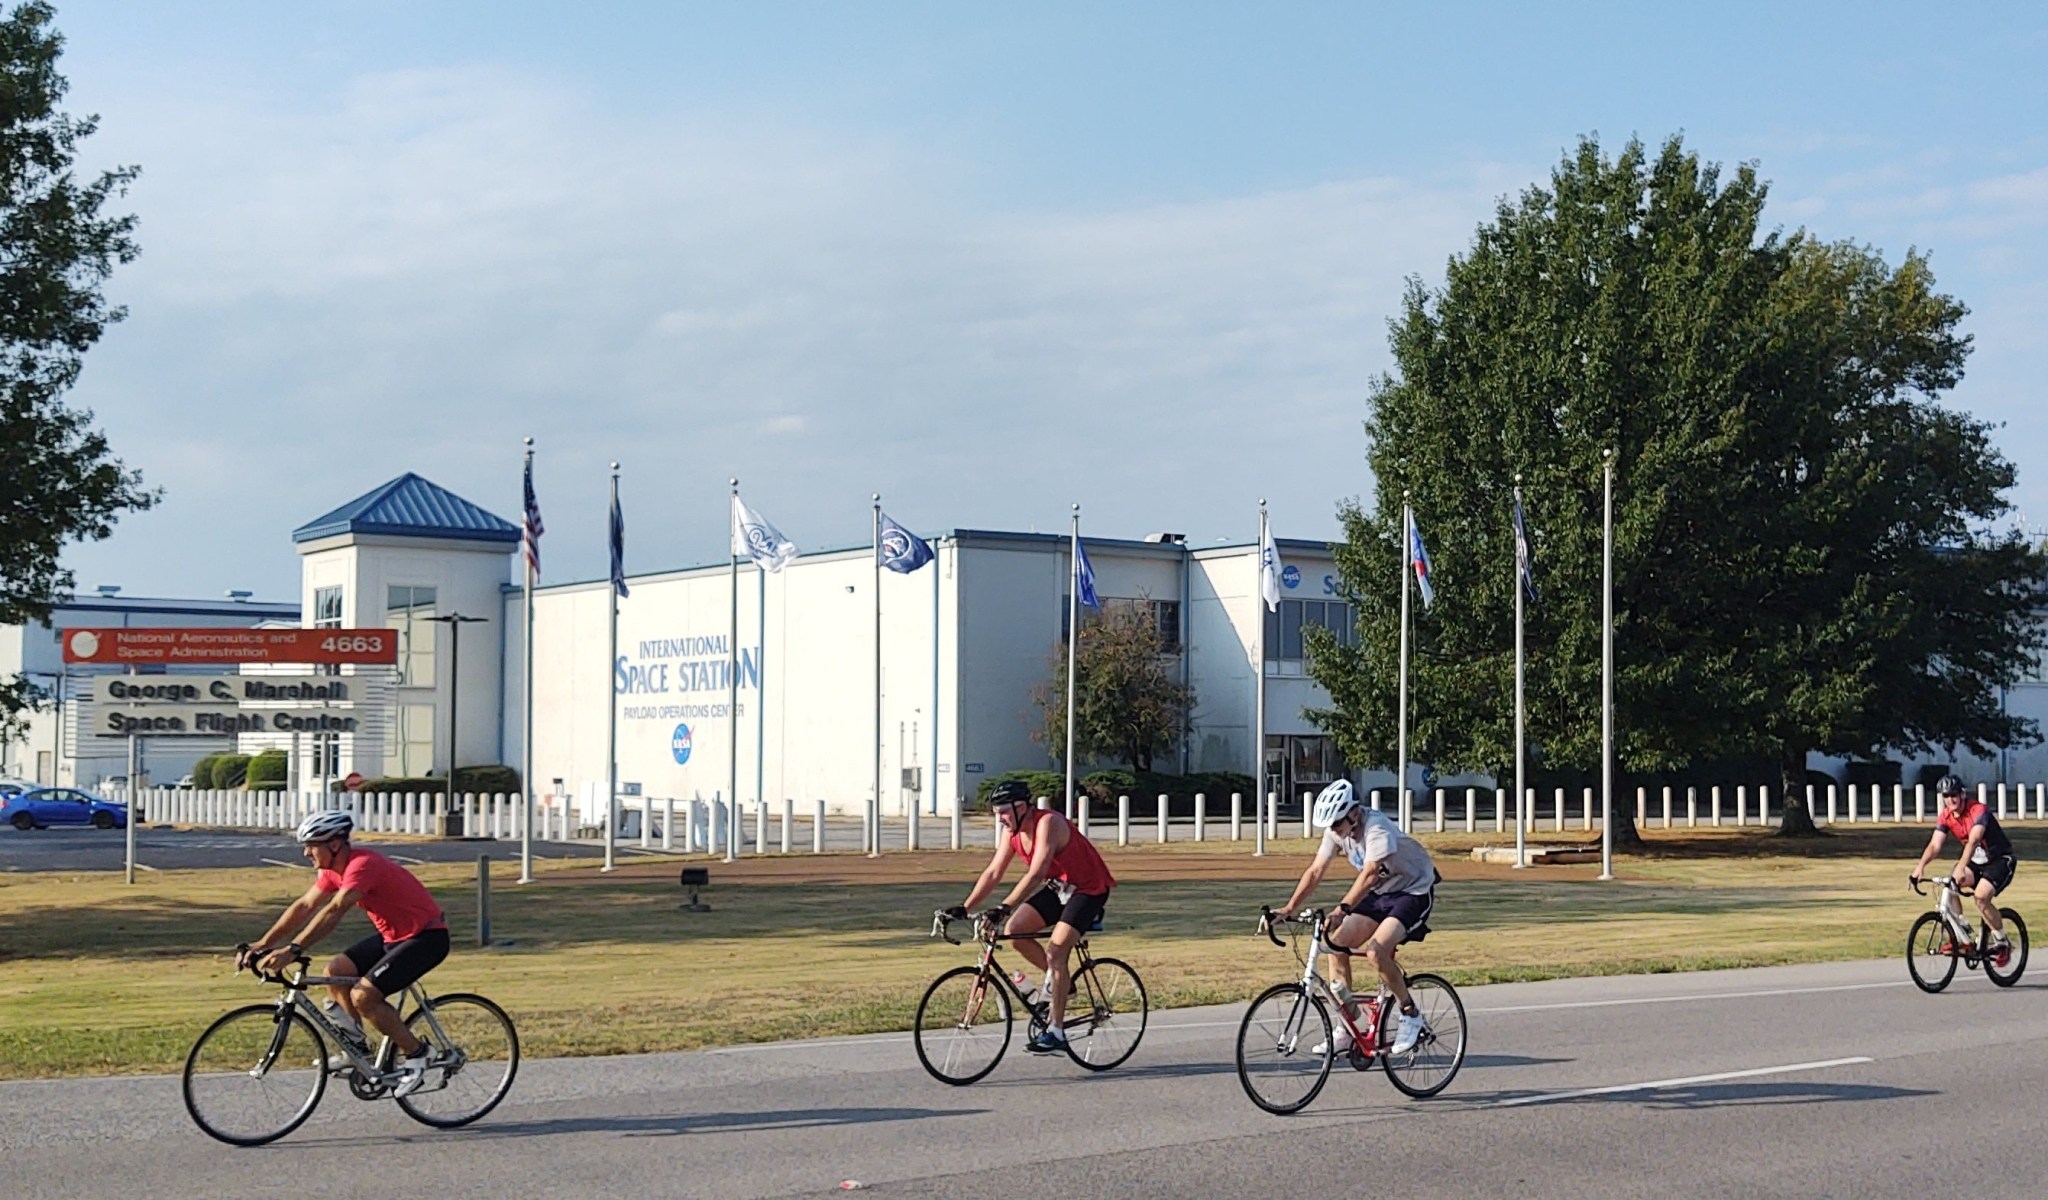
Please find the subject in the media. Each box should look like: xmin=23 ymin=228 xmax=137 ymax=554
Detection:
xmin=295 ymin=809 xmax=354 ymax=844
xmin=1311 ymin=779 xmax=1363 ymax=828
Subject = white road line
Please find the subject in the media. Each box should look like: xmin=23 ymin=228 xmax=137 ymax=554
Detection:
xmin=392 ymin=855 xmax=428 ymax=865
xmin=1491 ymin=1056 xmax=1874 ymax=1108
xmin=260 ymin=858 xmax=308 ymax=869
xmin=133 ymin=861 xmax=158 ymax=872
xmin=1473 ymin=979 xmax=1911 ymax=1015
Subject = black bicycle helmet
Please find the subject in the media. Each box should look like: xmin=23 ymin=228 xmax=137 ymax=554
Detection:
xmin=1937 ymin=774 xmax=1966 ymax=797
xmin=985 ymin=780 xmax=1033 ymax=811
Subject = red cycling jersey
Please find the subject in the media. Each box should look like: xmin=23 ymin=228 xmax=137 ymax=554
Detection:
xmin=1937 ymin=800 xmax=2014 ymax=860
xmin=317 ymin=847 xmax=448 ymax=943
xmin=1010 ymin=809 xmax=1116 ymax=896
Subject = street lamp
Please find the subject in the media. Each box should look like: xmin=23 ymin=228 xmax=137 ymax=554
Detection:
xmin=428 ymin=612 xmax=486 ymax=837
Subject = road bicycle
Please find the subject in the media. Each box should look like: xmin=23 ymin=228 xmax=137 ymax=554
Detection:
xmin=914 ymin=908 xmax=1148 ymax=1084
xmin=1235 ymin=907 xmax=1466 ymax=1113
xmin=1907 ymin=874 xmax=2029 ymax=993
xmin=181 ymin=946 xmax=520 ymax=1146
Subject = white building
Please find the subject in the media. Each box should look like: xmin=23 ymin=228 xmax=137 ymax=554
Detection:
xmin=0 ymin=591 xmax=299 ymax=787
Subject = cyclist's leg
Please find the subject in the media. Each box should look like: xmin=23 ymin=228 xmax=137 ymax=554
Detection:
xmin=350 ymin=929 xmax=450 ymax=1056
xmin=1045 ymin=891 xmax=1107 ymax=1027
xmin=1360 ymin=918 xmax=1413 ymax=1012
xmin=331 ymin=934 xmax=385 ymax=1025
xmin=1003 ymin=888 xmax=1060 ymax=979
xmin=1974 ymin=864 xmax=2007 ymax=935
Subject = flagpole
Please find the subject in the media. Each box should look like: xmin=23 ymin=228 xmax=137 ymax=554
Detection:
xmin=1397 ymin=497 xmax=1410 ymax=832
xmin=1065 ymin=504 xmax=1081 ymax=819
xmin=603 ymin=462 xmax=620 ymax=874
xmin=872 ymin=494 xmax=883 ymax=857
xmin=520 ymin=437 xmax=536 ymax=885
xmin=1254 ymin=500 xmax=1268 ymax=859
xmin=756 ymin=560 xmax=766 ymax=839
xmin=727 ymin=478 xmax=739 ymax=864
xmin=1513 ymin=476 xmax=1527 ymax=870
xmin=1601 ymin=449 xmax=1615 ymax=881
xmin=930 ymin=535 xmax=940 ymax=817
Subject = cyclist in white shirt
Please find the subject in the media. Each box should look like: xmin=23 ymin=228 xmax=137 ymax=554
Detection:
xmin=1274 ymin=779 xmax=1438 ymax=1056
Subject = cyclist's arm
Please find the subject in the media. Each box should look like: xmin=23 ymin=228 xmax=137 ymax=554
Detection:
xmin=999 ymin=812 xmax=1069 ymax=909
xmin=250 ymin=879 xmax=337 ymax=955
xmin=1280 ymin=844 xmax=1338 ymax=915
xmin=283 ymin=886 xmax=366 ymax=953
xmin=961 ymin=837 xmax=1019 ymax=911
xmin=1912 ymin=828 xmax=1946 ymax=879
xmin=1955 ymin=821 xmax=1988 ymax=876
xmin=1335 ymin=857 xmax=1387 ymax=915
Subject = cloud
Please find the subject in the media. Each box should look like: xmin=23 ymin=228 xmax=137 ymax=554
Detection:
xmin=66 ymin=63 xmax=1517 ymax=595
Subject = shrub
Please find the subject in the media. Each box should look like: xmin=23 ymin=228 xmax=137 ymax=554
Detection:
xmin=245 ymin=749 xmax=289 ymax=790
xmin=355 ymin=776 xmax=447 ymax=795
xmin=454 ymin=764 xmax=522 ymax=795
xmin=190 ymin=754 xmax=223 ymax=790
xmin=212 ymin=754 xmax=251 ymax=789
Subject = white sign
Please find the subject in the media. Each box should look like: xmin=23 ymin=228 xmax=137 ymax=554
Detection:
xmin=91 ymin=675 xmax=359 ymax=705
xmin=93 ymin=706 xmax=363 ymax=737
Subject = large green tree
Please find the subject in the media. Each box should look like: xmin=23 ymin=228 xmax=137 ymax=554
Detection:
xmin=0 ymin=2 xmax=152 ymax=732
xmin=1308 ymin=134 xmax=2048 ymax=838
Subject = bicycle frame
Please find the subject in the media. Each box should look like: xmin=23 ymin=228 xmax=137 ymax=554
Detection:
xmin=931 ymin=913 xmax=1101 ymax=1027
xmin=1295 ymin=923 xmax=1388 ymax=1056
xmin=258 ymin=963 xmax=458 ymax=1085
xmin=1919 ymin=876 xmax=1992 ymax=965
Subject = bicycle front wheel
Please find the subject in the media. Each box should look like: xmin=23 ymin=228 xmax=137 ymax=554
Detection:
xmin=1908 ymin=913 xmax=1958 ymax=993
xmin=914 ymin=966 xmax=1012 ymax=1085
xmin=182 ymin=1004 xmax=329 ymax=1146
xmin=1986 ymin=910 xmax=2029 ymax=987
xmin=1380 ymin=973 xmax=1467 ymax=1099
xmin=395 ymin=993 xmax=521 ymax=1127
xmin=1235 ymin=983 xmax=1333 ymax=1115
xmin=1063 ymin=957 xmax=1147 ymax=1071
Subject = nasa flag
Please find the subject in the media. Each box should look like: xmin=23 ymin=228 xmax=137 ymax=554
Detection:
xmin=731 ymin=495 xmax=799 ymax=572
xmin=877 ymin=512 xmax=935 ymax=574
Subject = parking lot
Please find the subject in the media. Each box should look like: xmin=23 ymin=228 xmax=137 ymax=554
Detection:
xmin=0 ymin=826 xmax=614 ymax=873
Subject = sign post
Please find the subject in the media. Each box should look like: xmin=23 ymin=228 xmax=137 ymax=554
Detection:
xmin=65 ymin=628 xmax=397 ymax=883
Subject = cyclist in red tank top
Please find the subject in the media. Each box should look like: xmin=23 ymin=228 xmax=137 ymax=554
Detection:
xmin=948 ymin=781 xmax=1117 ymax=1055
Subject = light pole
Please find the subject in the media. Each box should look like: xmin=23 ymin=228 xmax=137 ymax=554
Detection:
xmin=429 ymin=612 xmax=486 ymax=838
xmin=20 ymin=671 xmax=61 ymax=785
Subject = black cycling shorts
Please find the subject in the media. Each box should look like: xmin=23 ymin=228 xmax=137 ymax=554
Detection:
xmin=1966 ymin=855 xmax=2018 ymax=897
xmin=341 ymin=927 xmax=450 ymax=997
xmin=1023 ymin=884 xmax=1108 ymax=934
xmin=1350 ymin=889 xmax=1435 ymax=943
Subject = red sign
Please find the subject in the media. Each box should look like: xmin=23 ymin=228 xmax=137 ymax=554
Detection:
xmin=61 ymin=627 xmax=399 ymax=666
xmin=343 ymin=772 xmax=366 ymax=792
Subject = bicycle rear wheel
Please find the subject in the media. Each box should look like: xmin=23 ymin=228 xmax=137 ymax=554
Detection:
xmin=1062 ymin=957 xmax=1147 ymax=1071
xmin=914 ymin=966 xmax=1012 ymax=1085
xmin=1380 ymin=974 xmax=1467 ymax=1099
xmin=1235 ymin=983 xmax=1333 ymax=1115
xmin=182 ymin=1004 xmax=329 ymax=1146
xmin=1986 ymin=910 xmax=2029 ymax=987
xmin=1907 ymin=913 xmax=1958 ymax=993
xmin=395 ymin=993 xmax=521 ymax=1127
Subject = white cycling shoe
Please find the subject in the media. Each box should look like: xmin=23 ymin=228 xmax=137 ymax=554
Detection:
xmin=1389 ymin=1010 xmax=1427 ymax=1056
xmin=1309 ymin=1025 xmax=1354 ymax=1057
xmin=388 ymin=1047 xmax=433 ymax=1098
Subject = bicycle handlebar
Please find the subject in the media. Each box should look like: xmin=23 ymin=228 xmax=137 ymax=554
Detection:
xmin=1910 ymin=874 xmax=1966 ymax=897
xmin=1258 ymin=906 xmax=1330 ymax=947
xmin=234 ymin=942 xmax=311 ymax=986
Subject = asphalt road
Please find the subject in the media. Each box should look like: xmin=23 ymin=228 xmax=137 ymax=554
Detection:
xmin=3 ymin=958 xmax=2042 ymax=1199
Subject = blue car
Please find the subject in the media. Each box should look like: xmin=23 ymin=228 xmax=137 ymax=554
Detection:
xmin=1 ymin=787 xmax=129 ymax=831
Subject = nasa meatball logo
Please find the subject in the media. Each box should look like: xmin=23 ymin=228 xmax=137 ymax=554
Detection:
xmin=1281 ymin=565 xmax=1301 ymax=589
xmin=670 ymin=723 xmax=693 ymax=765
xmin=880 ymin=528 xmax=913 ymax=561
xmin=68 ymin=630 xmax=100 ymax=659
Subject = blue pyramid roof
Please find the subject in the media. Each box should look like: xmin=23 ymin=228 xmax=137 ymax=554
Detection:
xmin=293 ymin=473 xmax=520 ymax=546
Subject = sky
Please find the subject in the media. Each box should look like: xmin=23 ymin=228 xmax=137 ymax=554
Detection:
xmin=44 ymin=1 xmax=2048 ymax=601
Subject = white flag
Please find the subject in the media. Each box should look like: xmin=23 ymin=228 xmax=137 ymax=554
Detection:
xmin=1260 ymin=522 xmax=1284 ymax=613
xmin=732 ymin=495 xmax=798 ymax=572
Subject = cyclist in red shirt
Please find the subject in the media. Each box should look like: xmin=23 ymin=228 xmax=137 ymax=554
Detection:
xmin=947 ymin=781 xmax=1116 ymax=1055
xmin=1912 ymin=775 xmax=2018 ymax=965
xmin=242 ymin=811 xmax=451 ymax=1096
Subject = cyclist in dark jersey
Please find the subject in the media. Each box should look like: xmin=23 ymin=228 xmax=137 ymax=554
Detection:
xmin=947 ymin=781 xmax=1116 ymax=1054
xmin=1913 ymin=775 xmax=2018 ymax=964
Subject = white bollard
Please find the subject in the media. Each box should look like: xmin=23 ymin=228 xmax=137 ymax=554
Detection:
xmin=1826 ymin=784 xmax=1838 ymax=824
xmin=1915 ymin=784 xmax=1926 ymax=822
xmin=1269 ymin=792 xmax=1280 ymax=839
xmin=1848 ymin=784 xmax=1859 ymax=823
xmin=1078 ymin=795 xmax=1090 ymax=839
xmin=1193 ymin=793 xmax=1205 ymax=843
xmin=1303 ymin=792 xmax=1314 ymax=839
xmin=1230 ymin=792 xmax=1243 ymax=841
xmin=815 ymin=800 xmax=827 ymax=854
xmin=1582 ymin=787 xmax=1594 ymax=832
xmin=1495 ymin=787 xmax=1506 ymax=833
xmin=755 ymin=801 xmax=768 ymax=856
xmin=1998 ymin=782 xmax=2009 ymax=820
xmin=1661 ymin=787 xmax=1672 ymax=829
xmin=1118 ymin=794 xmax=1131 ymax=846
xmin=1465 ymin=787 xmax=1476 ymax=834
xmin=1737 ymin=785 xmax=1748 ymax=827
xmin=867 ymin=797 xmax=881 ymax=856
xmin=1892 ymin=783 xmax=1903 ymax=823
xmin=780 ymin=798 xmax=792 ymax=853
xmin=663 ymin=796 xmax=675 ymax=851
xmin=1711 ymin=786 xmax=1721 ymax=828
xmin=1434 ymin=788 xmax=1445 ymax=833
xmin=908 ymin=802 xmax=920 ymax=851
xmin=1686 ymin=787 xmax=1697 ymax=828
xmin=1554 ymin=787 xmax=1566 ymax=833
xmin=1157 ymin=794 xmax=1169 ymax=844
xmin=950 ymin=795 xmax=963 ymax=851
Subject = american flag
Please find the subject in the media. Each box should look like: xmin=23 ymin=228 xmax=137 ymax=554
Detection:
xmin=521 ymin=455 xmax=544 ymax=579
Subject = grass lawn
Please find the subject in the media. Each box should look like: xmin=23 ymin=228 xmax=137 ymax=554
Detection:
xmin=0 ymin=823 xmax=2034 ymax=1078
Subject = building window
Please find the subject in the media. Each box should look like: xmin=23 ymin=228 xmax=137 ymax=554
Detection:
xmin=1154 ymin=600 xmax=1182 ymax=652
xmin=1263 ymin=599 xmax=1357 ymax=661
xmin=313 ymin=586 xmax=343 ymax=628
xmin=385 ymin=703 xmax=436 ymax=777
xmin=387 ymin=585 xmax=438 ymax=688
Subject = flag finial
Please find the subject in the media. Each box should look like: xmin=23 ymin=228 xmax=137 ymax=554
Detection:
xmin=523 ymin=435 xmax=533 ymax=448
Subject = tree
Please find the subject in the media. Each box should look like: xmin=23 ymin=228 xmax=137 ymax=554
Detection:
xmin=0 ymin=2 xmax=152 ymax=734
xmin=1307 ymin=134 xmax=2048 ymax=840
xmin=1035 ymin=602 xmax=1194 ymax=774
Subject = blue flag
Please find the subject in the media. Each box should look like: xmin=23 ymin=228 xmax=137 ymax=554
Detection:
xmin=877 ymin=512 xmax=934 ymax=574
xmin=1512 ymin=496 xmax=1538 ymax=604
xmin=1075 ymin=537 xmax=1100 ymax=610
xmin=609 ymin=486 xmax=629 ymax=598
xmin=1408 ymin=511 xmax=1434 ymax=609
